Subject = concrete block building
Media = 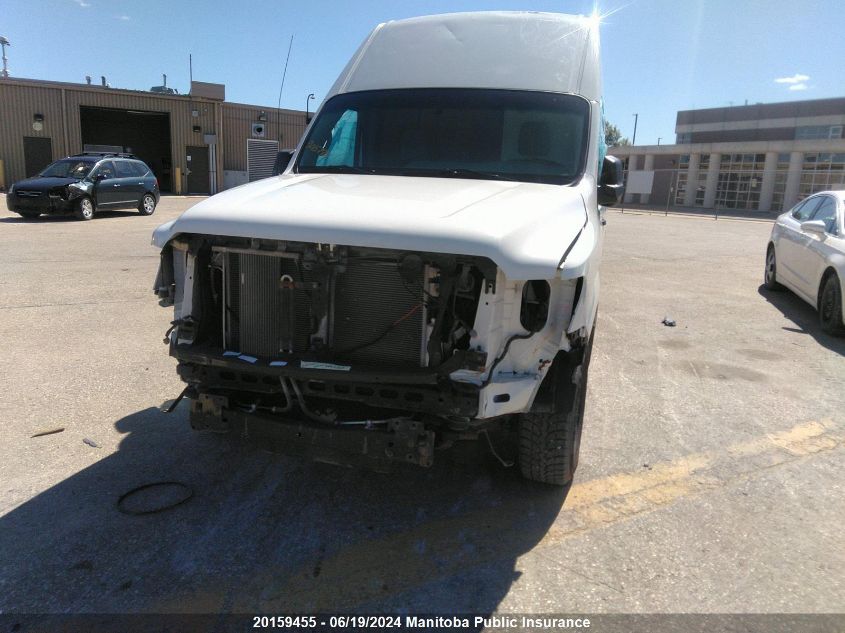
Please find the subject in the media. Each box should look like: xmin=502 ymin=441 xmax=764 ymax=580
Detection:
xmin=609 ymin=97 xmax=845 ymax=214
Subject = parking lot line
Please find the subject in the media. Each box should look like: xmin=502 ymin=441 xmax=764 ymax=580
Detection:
xmin=254 ymin=419 xmax=841 ymax=612
xmin=541 ymin=419 xmax=842 ymax=546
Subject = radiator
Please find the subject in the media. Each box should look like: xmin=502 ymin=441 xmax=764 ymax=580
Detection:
xmin=222 ymin=250 xmax=425 ymax=367
xmin=332 ymin=259 xmax=425 ymax=367
xmin=224 ymin=252 xmax=315 ymax=356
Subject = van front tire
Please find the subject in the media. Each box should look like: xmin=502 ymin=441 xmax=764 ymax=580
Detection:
xmin=518 ymin=326 xmax=593 ymax=486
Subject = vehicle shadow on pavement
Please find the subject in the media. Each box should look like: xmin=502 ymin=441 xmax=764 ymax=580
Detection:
xmin=0 ymin=406 xmax=567 ymax=616
xmin=758 ymin=285 xmax=845 ymax=355
xmin=0 ymin=211 xmax=142 ymax=224
xmin=0 ymin=215 xmax=78 ymax=224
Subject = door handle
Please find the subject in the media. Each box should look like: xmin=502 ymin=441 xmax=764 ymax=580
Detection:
xmin=113 ymin=184 xmax=121 ymax=187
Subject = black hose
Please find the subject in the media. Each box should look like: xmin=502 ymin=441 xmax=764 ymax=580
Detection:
xmin=117 ymin=481 xmax=193 ymax=515
xmin=480 ymin=332 xmax=535 ymax=388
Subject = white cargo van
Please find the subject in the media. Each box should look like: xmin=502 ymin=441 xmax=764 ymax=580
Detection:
xmin=152 ymin=12 xmax=624 ymax=485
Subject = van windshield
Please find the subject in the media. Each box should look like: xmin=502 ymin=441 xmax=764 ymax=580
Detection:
xmin=296 ymin=89 xmax=590 ymax=185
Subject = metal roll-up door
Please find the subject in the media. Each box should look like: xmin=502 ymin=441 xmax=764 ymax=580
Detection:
xmin=247 ymin=139 xmax=280 ymax=182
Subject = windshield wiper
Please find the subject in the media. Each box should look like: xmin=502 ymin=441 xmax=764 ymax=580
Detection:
xmin=434 ymin=168 xmax=515 ymax=181
xmin=302 ymin=165 xmax=374 ymax=174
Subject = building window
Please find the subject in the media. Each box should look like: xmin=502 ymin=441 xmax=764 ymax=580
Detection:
xmin=798 ymin=152 xmax=845 ymax=199
xmin=675 ymin=172 xmax=688 ymax=205
xmin=795 ymin=125 xmax=844 ymax=140
xmin=676 ymin=132 xmax=691 ymax=144
xmin=714 ymin=153 xmax=765 ymax=211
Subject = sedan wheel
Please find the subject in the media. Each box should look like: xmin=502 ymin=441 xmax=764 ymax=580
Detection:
xmin=819 ymin=274 xmax=845 ymax=336
xmin=764 ymin=246 xmax=782 ymax=290
xmin=139 ymin=193 xmax=157 ymax=216
xmin=74 ymin=197 xmax=94 ymax=221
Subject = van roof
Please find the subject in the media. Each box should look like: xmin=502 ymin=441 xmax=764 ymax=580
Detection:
xmin=327 ymin=12 xmax=601 ymax=102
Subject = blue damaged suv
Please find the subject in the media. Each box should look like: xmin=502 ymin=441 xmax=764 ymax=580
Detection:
xmin=6 ymin=152 xmax=160 ymax=221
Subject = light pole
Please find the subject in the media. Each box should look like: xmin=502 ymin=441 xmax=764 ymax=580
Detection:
xmin=657 ymin=137 xmax=661 ymax=146
xmin=305 ymin=93 xmax=315 ymax=123
xmin=632 ymin=113 xmax=638 ymax=146
xmin=0 ymin=36 xmax=10 ymax=78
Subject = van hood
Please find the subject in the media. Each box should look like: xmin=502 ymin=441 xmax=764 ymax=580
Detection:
xmin=152 ymin=173 xmax=590 ymax=280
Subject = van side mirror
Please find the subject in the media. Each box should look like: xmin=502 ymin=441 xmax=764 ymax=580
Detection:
xmin=598 ymin=155 xmax=625 ymax=207
xmin=271 ymin=150 xmax=295 ymax=176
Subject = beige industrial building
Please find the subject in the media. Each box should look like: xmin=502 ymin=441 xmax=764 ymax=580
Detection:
xmin=609 ymin=97 xmax=845 ymax=214
xmin=0 ymin=76 xmax=309 ymax=194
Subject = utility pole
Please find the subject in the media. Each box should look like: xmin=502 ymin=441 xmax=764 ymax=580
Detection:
xmin=632 ymin=113 xmax=638 ymax=146
xmin=0 ymin=36 xmax=10 ymax=78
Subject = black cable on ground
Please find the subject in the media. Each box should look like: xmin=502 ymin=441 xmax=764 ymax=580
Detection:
xmin=117 ymin=481 xmax=193 ymax=516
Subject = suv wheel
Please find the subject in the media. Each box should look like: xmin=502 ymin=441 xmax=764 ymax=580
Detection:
xmin=819 ymin=274 xmax=845 ymax=336
xmin=139 ymin=193 xmax=156 ymax=216
xmin=518 ymin=323 xmax=595 ymax=486
xmin=74 ymin=197 xmax=94 ymax=221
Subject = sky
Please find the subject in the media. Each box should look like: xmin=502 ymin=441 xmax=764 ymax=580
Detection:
xmin=2 ymin=0 xmax=844 ymax=146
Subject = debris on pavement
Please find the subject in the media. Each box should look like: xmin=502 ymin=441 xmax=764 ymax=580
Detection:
xmin=82 ymin=438 xmax=101 ymax=448
xmin=31 ymin=427 xmax=65 ymax=438
xmin=662 ymin=317 xmax=677 ymax=327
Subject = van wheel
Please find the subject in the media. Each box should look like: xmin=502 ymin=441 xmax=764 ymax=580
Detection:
xmin=764 ymin=245 xmax=782 ymax=290
xmin=139 ymin=193 xmax=156 ymax=216
xmin=518 ymin=325 xmax=594 ymax=486
xmin=74 ymin=197 xmax=94 ymax=221
xmin=819 ymin=274 xmax=845 ymax=336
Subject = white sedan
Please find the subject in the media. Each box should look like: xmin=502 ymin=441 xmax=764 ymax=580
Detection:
xmin=765 ymin=190 xmax=845 ymax=335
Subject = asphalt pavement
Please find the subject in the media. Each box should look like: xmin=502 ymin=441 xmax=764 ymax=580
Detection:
xmin=0 ymin=196 xmax=842 ymax=621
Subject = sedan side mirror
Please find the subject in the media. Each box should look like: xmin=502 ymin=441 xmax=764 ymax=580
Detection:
xmin=598 ymin=155 xmax=625 ymax=207
xmin=800 ymin=220 xmax=827 ymax=235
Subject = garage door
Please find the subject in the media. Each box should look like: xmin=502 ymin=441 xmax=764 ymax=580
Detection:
xmin=247 ymin=139 xmax=279 ymax=182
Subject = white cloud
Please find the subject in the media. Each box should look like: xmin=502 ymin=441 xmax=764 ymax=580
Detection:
xmin=116 ymin=14 xmax=130 ymax=20
xmin=73 ymin=0 xmax=91 ymax=7
xmin=775 ymin=73 xmax=810 ymax=84
xmin=789 ymin=83 xmax=808 ymax=91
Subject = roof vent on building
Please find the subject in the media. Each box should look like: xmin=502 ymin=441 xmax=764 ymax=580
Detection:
xmin=101 ymin=76 xmax=109 ymax=88
xmin=85 ymin=75 xmax=91 ymax=85
xmin=150 ymin=72 xmax=178 ymax=95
